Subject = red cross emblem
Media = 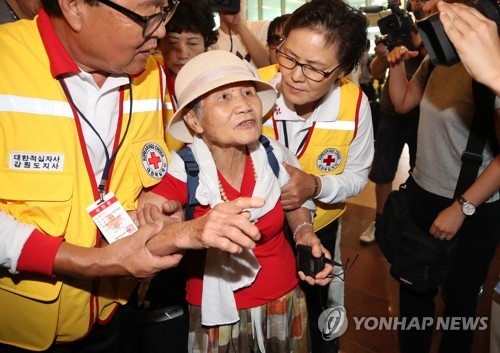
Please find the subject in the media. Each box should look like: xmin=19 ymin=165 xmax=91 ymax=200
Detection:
xmin=148 ymin=151 xmax=161 ymax=169
xmin=141 ymin=142 xmax=168 ymax=179
xmin=323 ymin=154 xmax=336 ymax=166
xmin=275 ymin=107 xmax=282 ymax=115
xmin=317 ymin=148 xmax=342 ymax=172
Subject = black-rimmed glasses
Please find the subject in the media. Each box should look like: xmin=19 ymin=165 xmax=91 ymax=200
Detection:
xmin=96 ymin=0 xmax=179 ymax=37
xmin=276 ymin=45 xmax=341 ymax=82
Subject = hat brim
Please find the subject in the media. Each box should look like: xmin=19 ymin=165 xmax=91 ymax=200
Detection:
xmin=168 ymin=76 xmax=277 ymax=144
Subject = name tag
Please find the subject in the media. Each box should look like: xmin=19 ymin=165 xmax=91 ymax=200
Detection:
xmin=86 ymin=192 xmax=138 ymax=244
xmin=9 ymin=152 xmax=64 ymax=171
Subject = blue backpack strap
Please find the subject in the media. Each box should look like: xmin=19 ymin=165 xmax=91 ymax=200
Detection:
xmin=176 ymin=147 xmax=199 ymax=221
xmin=259 ymin=135 xmax=279 ymax=178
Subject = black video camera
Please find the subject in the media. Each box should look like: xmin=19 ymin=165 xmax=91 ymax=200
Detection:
xmin=377 ymin=0 xmax=415 ymax=49
xmin=208 ymin=0 xmax=240 ymax=13
xmin=417 ymin=0 xmax=500 ymax=67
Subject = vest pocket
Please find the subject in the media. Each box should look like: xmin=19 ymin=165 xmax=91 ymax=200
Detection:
xmin=0 ymin=169 xmax=73 ymax=237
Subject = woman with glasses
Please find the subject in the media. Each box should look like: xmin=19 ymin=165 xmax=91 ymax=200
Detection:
xmin=260 ymin=0 xmax=373 ymax=352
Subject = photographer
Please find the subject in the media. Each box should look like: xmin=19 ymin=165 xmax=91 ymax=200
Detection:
xmin=359 ymin=1 xmax=427 ymax=245
xmin=386 ymin=0 xmax=500 ymax=351
xmin=438 ymin=1 xmax=500 ymax=95
xmin=212 ymin=0 xmax=270 ymax=68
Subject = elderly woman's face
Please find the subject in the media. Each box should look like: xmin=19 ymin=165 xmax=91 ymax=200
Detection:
xmin=191 ymin=82 xmax=263 ymax=147
xmin=278 ymin=28 xmax=340 ymax=111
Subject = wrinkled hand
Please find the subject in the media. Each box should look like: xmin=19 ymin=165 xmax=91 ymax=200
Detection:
xmin=296 ymin=230 xmax=333 ymax=286
xmin=189 ymin=197 xmax=265 ymax=254
xmin=429 ymin=203 xmax=465 ymax=241
xmin=281 ymin=163 xmax=315 ymax=211
xmin=387 ymin=46 xmax=419 ymax=66
xmin=438 ymin=1 xmax=500 ymax=89
xmin=100 ymin=219 xmax=182 ymax=278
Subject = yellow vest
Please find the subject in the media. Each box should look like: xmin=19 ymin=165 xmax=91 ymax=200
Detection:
xmin=0 ymin=19 xmax=169 ymax=350
xmin=260 ymin=67 xmax=361 ymax=231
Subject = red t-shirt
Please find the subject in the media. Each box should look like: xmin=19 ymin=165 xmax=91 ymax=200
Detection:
xmin=152 ymin=154 xmax=298 ymax=309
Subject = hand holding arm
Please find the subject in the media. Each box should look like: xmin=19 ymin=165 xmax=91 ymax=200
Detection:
xmin=53 ymin=219 xmax=182 ymax=279
xmin=280 ymin=163 xmax=319 ymax=211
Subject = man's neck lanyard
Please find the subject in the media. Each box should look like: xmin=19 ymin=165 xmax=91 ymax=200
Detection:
xmin=280 ymin=119 xmax=316 ymax=159
xmin=59 ymin=77 xmax=133 ymax=203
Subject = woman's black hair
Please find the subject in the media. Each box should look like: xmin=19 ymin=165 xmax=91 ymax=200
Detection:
xmin=283 ymin=0 xmax=369 ymax=75
xmin=266 ymin=14 xmax=291 ymax=45
xmin=165 ymin=0 xmax=218 ymax=48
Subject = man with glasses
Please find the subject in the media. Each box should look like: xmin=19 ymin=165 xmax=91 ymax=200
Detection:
xmin=261 ymin=0 xmax=373 ymax=351
xmin=0 ymin=0 xmax=265 ymax=351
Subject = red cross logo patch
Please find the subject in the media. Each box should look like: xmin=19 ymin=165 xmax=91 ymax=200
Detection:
xmin=141 ymin=142 xmax=168 ymax=179
xmin=317 ymin=148 xmax=342 ymax=172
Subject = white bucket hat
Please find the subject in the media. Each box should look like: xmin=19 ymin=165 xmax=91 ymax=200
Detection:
xmin=168 ymin=50 xmax=277 ymax=143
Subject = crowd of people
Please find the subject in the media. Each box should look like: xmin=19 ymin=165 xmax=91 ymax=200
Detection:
xmin=0 ymin=0 xmax=498 ymax=352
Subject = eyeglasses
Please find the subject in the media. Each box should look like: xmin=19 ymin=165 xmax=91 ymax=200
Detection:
xmin=276 ymin=46 xmax=341 ymax=82
xmin=267 ymin=34 xmax=284 ymax=49
xmin=96 ymin=0 xmax=179 ymax=37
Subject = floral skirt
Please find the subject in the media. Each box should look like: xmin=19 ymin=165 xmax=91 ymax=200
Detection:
xmin=188 ymin=285 xmax=310 ymax=353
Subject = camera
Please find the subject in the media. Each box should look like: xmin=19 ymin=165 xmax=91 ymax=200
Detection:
xmin=296 ymin=244 xmax=332 ymax=278
xmin=208 ymin=0 xmax=240 ymax=13
xmin=417 ymin=0 xmax=500 ymax=67
xmin=377 ymin=0 xmax=415 ymax=49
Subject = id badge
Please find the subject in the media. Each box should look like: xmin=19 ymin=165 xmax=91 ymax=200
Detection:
xmin=86 ymin=192 xmax=138 ymax=244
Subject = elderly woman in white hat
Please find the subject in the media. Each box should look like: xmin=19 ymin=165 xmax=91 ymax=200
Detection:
xmin=140 ymin=50 xmax=333 ymax=353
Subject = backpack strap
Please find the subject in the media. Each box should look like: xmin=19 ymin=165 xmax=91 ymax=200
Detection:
xmin=259 ymin=135 xmax=279 ymax=178
xmin=454 ymin=80 xmax=496 ymax=198
xmin=177 ymin=147 xmax=199 ymax=221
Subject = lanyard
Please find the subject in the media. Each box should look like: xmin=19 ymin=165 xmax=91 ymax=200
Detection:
xmin=165 ymin=69 xmax=178 ymax=111
xmin=59 ymin=77 xmax=133 ymax=202
xmin=281 ymin=120 xmax=316 ymax=158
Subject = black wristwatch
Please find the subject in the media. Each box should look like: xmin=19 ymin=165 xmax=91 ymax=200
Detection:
xmin=457 ymin=195 xmax=476 ymax=216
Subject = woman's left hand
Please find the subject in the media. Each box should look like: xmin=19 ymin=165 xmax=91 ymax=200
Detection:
xmin=281 ymin=163 xmax=316 ymax=211
xmin=296 ymin=229 xmax=333 ymax=286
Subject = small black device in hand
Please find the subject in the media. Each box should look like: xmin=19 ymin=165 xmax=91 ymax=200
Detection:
xmin=296 ymin=244 xmax=332 ymax=278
